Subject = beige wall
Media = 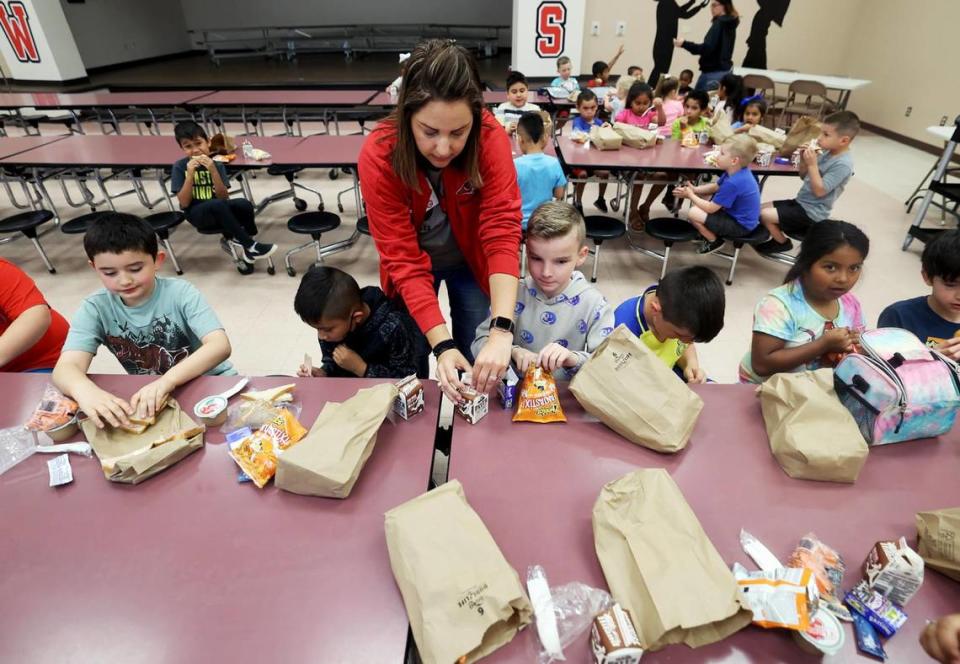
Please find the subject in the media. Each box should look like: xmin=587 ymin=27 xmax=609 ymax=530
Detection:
xmin=581 ymin=0 xmax=953 ymax=148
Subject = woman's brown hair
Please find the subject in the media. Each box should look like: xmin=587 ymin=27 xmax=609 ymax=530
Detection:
xmin=715 ymin=0 xmax=739 ymax=18
xmin=388 ymin=39 xmax=485 ymax=191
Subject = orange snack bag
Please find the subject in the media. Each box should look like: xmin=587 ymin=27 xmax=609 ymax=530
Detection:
xmin=25 ymin=385 xmax=78 ymax=432
xmin=228 ymin=408 xmax=308 ymax=488
xmin=512 ymin=366 xmax=566 ymax=423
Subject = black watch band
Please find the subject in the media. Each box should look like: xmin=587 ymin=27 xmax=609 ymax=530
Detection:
xmin=432 ymin=339 xmax=458 ymax=359
xmin=490 ymin=316 xmax=515 ymax=334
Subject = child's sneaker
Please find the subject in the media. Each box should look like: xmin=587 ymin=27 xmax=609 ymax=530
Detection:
xmin=242 ymin=242 xmax=277 ymax=263
xmin=593 ymin=197 xmax=608 ymax=213
xmin=697 ymin=238 xmax=725 ymax=254
xmin=756 ymin=238 xmax=794 ymax=254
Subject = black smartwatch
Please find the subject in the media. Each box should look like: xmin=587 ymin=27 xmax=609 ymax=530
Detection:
xmin=432 ymin=339 xmax=458 ymax=359
xmin=490 ymin=316 xmax=516 ymax=335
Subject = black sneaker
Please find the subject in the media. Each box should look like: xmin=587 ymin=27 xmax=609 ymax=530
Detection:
xmin=756 ymin=238 xmax=795 ymax=254
xmin=219 ymin=238 xmax=231 ymax=255
xmin=593 ymin=197 xmax=608 ymax=213
xmin=243 ymin=242 xmax=277 ymax=262
xmin=697 ymin=238 xmax=726 ymax=255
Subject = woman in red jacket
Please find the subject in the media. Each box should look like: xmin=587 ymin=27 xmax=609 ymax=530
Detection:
xmin=358 ymin=40 xmax=522 ymax=401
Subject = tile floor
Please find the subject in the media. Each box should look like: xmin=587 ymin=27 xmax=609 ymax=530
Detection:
xmin=0 ymin=119 xmax=949 ymax=383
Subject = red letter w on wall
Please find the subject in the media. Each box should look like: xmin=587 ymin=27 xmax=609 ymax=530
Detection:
xmin=0 ymin=2 xmax=39 ymax=63
xmin=535 ymin=1 xmax=566 ymax=58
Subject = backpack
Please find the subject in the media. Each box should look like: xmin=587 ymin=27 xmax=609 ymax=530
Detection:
xmin=833 ymin=328 xmax=960 ymax=445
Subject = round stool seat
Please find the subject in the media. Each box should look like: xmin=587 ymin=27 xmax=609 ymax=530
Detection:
xmin=287 ymin=211 xmax=341 ymax=235
xmin=61 ymin=211 xmax=111 ymax=235
xmin=645 ymin=217 xmax=699 ymax=243
xmin=356 ymin=216 xmax=370 ymax=236
xmin=731 ymin=226 xmax=772 ymax=245
xmin=144 ymin=211 xmax=186 ymax=232
xmin=584 ymin=215 xmax=626 ymax=241
xmin=268 ymin=164 xmax=304 ymax=176
xmin=0 ymin=209 xmax=54 ymax=234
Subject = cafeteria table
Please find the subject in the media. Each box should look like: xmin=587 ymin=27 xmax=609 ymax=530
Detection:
xmin=0 ymin=372 xmax=441 ymax=663
xmin=446 ymin=383 xmax=960 ymax=662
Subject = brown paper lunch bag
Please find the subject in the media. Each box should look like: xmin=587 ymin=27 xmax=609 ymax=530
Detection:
xmin=759 ymin=370 xmax=869 ymax=483
xmin=917 ymin=507 xmax=960 ymax=583
xmin=709 ymin=111 xmax=735 ymax=145
xmin=747 ymin=123 xmax=786 ymax=150
xmin=593 ymin=469 xmax=752 ymax=651
xmin=590 ymin=124 xmax=623 ymax=150
xmin=275 ymin=382 xmax=397 ymax=499
xmin=385 ymin=480 xmax=533 ymax=664
xmin=613 ymin=122 xmax=657 ymax=149
xmin=81 ymin=398 xmax=204 ymax=485
xmin=779 ymin=115 xmax=822 ymax=157
xmin=569 ymin=325 xmax=703 ymax=453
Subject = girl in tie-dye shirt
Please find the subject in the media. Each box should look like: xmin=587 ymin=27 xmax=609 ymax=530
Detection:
xmin=740 ymin=220 xmax=870 ymax=383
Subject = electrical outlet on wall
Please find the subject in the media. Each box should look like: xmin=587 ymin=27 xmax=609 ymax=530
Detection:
xmin=941 ymin=116 xmax=949 ymax=126
xmin=591 ymin=21 xmax=600 ymax=36
xmin=905 ymin=106 xmax=912 ymax=117
xmin=616 ymin=21 xmax=626 ymax=36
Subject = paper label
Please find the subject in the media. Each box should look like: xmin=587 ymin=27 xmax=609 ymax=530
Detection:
xmin=47 ymin=453 xmax=73 ymax=487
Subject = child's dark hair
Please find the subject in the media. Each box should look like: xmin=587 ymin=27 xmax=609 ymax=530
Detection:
xmin=658 ymin=266 xmax=726 ymax=342
xmin=294 ymin=266 xmax=363 ymax=323
xmin=921 ymin=229 xmax=960 ymax=282
xmin=737 ymin=96 xmax=767 ymax=122
xmin=505 ymin=70 xmax=528 ymax=89
xmin=626 ymin=65 xmax=642 ymax=76
xmin=625 ymin=82 xmax=654 ymax=110
xmin=84 ymin=212 xmax=158 ymax=261
xmin=680 ymin=68 xmax=694 ymax=81
xmin=655 ymin=76 xmax=679 ymax=98
xmin=517 ymin=111 xmax=545 ymax=144
xmin=784 ymin=220 xmax=870 ymax=284
xmin=576 ymin=89 xmax=598 ymax=107
xmin=591 ymin=61 xmax=608 ymax=78
xmin=823 ymin=110 xmax=861 ymax=138
xmin=719 ymin=73 xmax=744 ymax=108
xmin=174 ymin=121 xmax=206 ymax=145
xmin=684 ymin=89 xmax=710 ymax=111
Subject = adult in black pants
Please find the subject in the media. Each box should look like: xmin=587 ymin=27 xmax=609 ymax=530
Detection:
xmin=170 ymin=121 xmax=276 ymax=263
xmin=648 ymin=0 xmax=709 ymax=88
xmin=674 ymin=0 xmax=740 ymax=92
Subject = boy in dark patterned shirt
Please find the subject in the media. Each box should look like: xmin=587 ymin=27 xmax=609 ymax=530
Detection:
xmin=294 ymin=266 xmax=426 ymax=378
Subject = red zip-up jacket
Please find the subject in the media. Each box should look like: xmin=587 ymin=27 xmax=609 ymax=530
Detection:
xmin=358 ymin=110 xmax=522 ymax=334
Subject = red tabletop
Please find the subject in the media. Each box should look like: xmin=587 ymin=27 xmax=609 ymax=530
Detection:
xmin=245 ymin=134 xmax=367 ymax=167
xmin=0 ymin=92 xmax=54 ymax=109
xmin=200 ymin=89 xmax=379 ymax=107
xmin=0 ymin=372 xmax=439 ymax=663
xmin=447 ymin=383 xmax=960 ymax=663
xmin=0 ymin=134 xmax=311 ymax=169
xmin=370 ymin=91 xmax=571 ymax=109
xmin=556 ymin=135 xmax=798 ymax=176
xmin=0 ymin=134 xmax=71 ymax=159
xmin=28 ymin=90 xmax=215 ymax=109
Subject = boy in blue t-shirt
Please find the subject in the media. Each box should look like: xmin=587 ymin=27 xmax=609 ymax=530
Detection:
xmin=514 ymin=112 xmax=566 ymax=229
xmin=673 ymin=134 xmax=761 ymax=254
xmin=569 ymin=89 xmax=612 ymax=213
xmin=53 ymin=213 xmax=235 ymax=429
xmin=878 ymin=229 xmax=960 ymax=358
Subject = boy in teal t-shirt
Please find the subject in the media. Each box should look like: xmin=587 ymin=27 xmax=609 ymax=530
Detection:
xmin=54 ymin=213 xmax=235 ymax=429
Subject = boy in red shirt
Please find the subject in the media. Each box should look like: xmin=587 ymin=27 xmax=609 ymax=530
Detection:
xmin=0 ymin=258 xmax=69 ymax=372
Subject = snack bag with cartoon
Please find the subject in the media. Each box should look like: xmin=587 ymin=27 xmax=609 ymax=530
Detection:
xmin=513 ymin=366 xmax=566 ymax=423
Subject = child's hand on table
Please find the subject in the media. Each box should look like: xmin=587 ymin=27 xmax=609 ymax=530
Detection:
xmin=921 ymin=613 xmax=960 ymax=664
xmin=296 ymin=364 xmax=326 ymax=378
xmin=75 ymin=383 xmax=132 ymax=429
xmin=131 ymin=376 xmax=175 ymax=419
xmin=511 ymin=347 xmax=538 ymax=374
xmin=332 ymin=344 xmax=367 ymax=377
xmin=537 ymin=343 xmax=577 ymax=372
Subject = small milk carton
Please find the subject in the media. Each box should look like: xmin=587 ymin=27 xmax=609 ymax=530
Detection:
xmin=863 ymin=537 xmax=924 ymax=606
xmin=392 ymin=375 xmax=424 ymax=420
xmin=498 ymin=366 xmax=519 ymax=409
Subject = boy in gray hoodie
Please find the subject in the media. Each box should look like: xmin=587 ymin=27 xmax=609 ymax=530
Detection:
xmin=472 ymin=201 xmax=614 ymax=380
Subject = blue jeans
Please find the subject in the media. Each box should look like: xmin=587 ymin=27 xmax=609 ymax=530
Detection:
xmin=696 ymin=69 xmax=731 ymax=92
xmin=433 ymin=264 xmax=490 ymax=364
